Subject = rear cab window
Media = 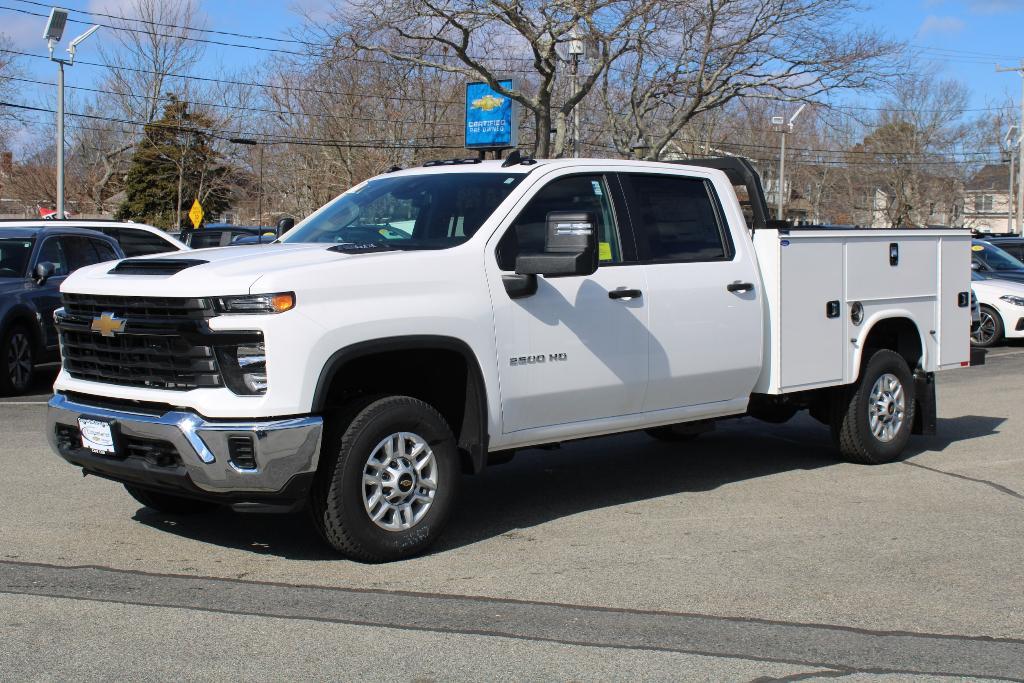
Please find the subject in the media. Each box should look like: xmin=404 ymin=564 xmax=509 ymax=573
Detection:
xmin=620 ymin=173 xmax=734 ymax=263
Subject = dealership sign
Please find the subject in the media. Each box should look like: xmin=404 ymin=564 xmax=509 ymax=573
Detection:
xmin=465 ymin=80 xmax=517 ymax=149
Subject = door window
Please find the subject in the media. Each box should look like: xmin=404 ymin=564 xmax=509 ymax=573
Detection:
xmin=90 ymin=238 xmax=119 ymax=262
xmin=105 ymin=228 xmax=171 ymax=256
xmin=36 ymin=238 xmax=69 ymax=276
xmin=623 ymin=174 xmax=732 ymax=263
xmin=497 ymin=175 xmax=623 ymax=271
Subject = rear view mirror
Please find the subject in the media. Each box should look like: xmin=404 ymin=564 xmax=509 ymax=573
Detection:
xmin=33 ymin=261 xmax=55 ymax=285
xmin=970 ymin=260 xmax=980 ymax=271
xmin=276 ymin=216 xmax=295 ymax=237
xmin=514 ymin=211 xmax=598 ymax=277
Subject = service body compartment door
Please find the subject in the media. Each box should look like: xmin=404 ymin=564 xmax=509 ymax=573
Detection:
xmin=939 ymin=237 xmax=971 ymax=368
xmin=779 ymin=238 xmax=845 ymax=389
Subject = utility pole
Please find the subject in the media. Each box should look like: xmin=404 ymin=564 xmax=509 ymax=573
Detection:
xmin=772 ymin=104 xmax=806 ymax=221
xmin=997 ymin=61 xmax=1024 ymax=234
xmin=43 ymin=8 xmax=99 ymax=220
xmin=1006 ymin=125 xmax=1018 ymax=234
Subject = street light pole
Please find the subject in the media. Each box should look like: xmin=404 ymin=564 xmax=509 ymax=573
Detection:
xmin=44 ymin=9 xmax=99 ymax=219
xmin=229 ymin=137 xmax=264 ymax=226
xmin=773 ymin=104 xmax=806 ymax=221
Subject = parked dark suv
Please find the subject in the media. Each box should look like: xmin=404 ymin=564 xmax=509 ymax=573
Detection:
xmin=983 ymin=236 xmax=1024 ymax=262
xmin=0 ymin=226 xmax=123 ymax=395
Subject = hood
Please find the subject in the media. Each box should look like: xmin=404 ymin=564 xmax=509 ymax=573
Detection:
xmin=978 ymin=271 xmax=1024 ymax=285
xmin=61 ymin=243 xmax=377 ymax=297
xmin=974 ymin=275 xmax=1024 ymax=297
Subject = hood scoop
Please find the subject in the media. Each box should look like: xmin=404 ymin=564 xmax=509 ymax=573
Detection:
xmin=109 ymin=258 xmax=208 ymax=275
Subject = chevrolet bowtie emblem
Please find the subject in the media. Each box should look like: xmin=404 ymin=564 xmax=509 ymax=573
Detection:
xmin=91 ymin=312 xmax=126 ymax=337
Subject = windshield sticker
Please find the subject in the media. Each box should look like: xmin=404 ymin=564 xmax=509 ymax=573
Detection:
xmin=592 ymin=181 xmax=603 ymax=196
xmin=972 ymin=244 xmax=984 ymax=252
xmin=599 ymin=242 xmax=612 ymax=261
xmin=504 ymin=177 xmax=516 ymax=184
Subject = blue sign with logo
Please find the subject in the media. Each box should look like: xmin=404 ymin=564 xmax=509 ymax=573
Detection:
xmin=465 ymin=80 xmax=517 ymax=149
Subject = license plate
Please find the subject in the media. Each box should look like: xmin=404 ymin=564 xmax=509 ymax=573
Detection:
xmin=78 ymin=418 xmax=116 ymax=455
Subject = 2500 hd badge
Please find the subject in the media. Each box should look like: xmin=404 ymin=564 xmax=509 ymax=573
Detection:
xmin=510 ymin=353 xmax=568 ymax=366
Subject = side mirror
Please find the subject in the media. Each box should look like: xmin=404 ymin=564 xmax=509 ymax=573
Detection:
xmin=33 ymin=261 xmax=56 ymax=285
xmin=276 ymin=216 xmax=295 ymax=237
xmin=514 ymin=211 xmax=598 ymax=277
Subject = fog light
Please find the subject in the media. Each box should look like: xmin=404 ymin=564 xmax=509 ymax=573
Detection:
xmin=237 ymin=343 xmax=267 ymax=394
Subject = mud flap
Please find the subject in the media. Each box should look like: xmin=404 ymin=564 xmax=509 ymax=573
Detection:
xmin=912 ymin=371 xmax=936 ymax=435
xmin=970 ymin=347 xmax=987 ymax=366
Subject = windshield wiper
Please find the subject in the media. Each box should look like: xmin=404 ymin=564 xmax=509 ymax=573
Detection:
xmin=327 ymin=241 xmax=398 ymax=254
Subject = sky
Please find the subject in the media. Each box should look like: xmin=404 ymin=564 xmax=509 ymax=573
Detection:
xmin=1 ymin=0 xmax=1023 ymax=152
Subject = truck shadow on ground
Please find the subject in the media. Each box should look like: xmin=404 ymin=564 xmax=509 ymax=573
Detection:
xmin=130 ymin=413 xmax=1005 ymax=561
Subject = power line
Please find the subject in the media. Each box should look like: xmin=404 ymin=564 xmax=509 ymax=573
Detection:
xmin=0 ymin=47 xmax=467 ymax=106
xmin=0 ymin=101 xmax=465 ymax=149
xmin=7 ymin=75 xmax=464 ymax=126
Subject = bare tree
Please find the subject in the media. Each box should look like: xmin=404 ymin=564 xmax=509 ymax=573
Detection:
xmin=601 ymin=0 xmax=903 ymax=160
xmin=328 ymin=0 xmax=658 ymax=158
xmin=853 ymin=71 xmax=974 ymax=227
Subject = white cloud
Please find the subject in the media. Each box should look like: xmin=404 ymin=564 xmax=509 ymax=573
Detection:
xmin=917 ymin=14 xmax=966 ymax=35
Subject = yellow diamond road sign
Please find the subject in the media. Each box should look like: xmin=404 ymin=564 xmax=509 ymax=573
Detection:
xmin=188 ymin=199 xmax=204 ymax=229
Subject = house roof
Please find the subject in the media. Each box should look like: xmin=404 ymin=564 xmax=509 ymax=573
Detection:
xmin=966 ymin=164 xmax=1010 ymax=192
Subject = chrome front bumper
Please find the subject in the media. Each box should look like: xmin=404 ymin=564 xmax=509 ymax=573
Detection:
xmin=47 ymin=393 xmax=323 ymax=500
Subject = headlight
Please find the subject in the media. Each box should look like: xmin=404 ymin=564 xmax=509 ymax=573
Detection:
xmin=215 ymin=292 xmax=295 ymax=314
xmin=999 ymin=295 xmax=1024 ymax=307
xmin=216 ymin=341 xmax=268 ymax=395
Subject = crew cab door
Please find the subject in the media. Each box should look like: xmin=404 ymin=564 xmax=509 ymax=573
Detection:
xmin=488 ymin=172 xmax=650 ymax=433
xmin=618 ymin=171 xmax=763 ymax=410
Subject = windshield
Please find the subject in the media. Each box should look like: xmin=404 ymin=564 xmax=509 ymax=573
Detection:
xmin=283 ymin=173 xmax=524 ymax=249
xmin=0 ymin=238 xmax=34 ymax=277
xmin=974 ymin=241 xmax=1024 ymax=271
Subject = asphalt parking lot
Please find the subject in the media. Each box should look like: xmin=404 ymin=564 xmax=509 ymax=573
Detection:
xmin=2 ymin=351 xmax=1023 ymax=681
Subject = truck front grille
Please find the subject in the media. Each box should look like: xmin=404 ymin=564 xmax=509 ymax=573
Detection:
xmin=58 ymin=294 xmax=225 ymax=391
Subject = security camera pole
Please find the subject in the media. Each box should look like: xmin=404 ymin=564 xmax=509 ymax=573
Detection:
xmin=44 ymin=7 xmax=99 ymax=219
xmin=773 ymin=104 xmax=806 ymax=221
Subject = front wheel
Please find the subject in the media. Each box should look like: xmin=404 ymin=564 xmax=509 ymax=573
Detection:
xmin=971 ymin=305 xmax=1004 ymax=348
xmin=311 ymin=396 xmax=461 ymax=562
xmin=831 ymin=349 xmax=916 ymax=464
xmin=0 ymin=324 xmax=35 ymax=396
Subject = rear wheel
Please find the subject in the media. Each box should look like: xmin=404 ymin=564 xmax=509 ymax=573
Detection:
xmin=310 ymin=396 xmax=461 ymax=562
xmin=0 ymin=324 xmax=35 ymax=396
xmin=831 ymin=349 xmax=916 ymax=464
xmin=971 ymin=305 xmax=1003 ymax=348
xmin=124 ymin=485 xmax=220 ymax=514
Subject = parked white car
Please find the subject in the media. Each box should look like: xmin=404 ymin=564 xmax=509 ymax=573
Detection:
xmin=970 ymin=271 xmax=1024 ymax=347
xmin=12 ymin=220 xmax=188 ymax=257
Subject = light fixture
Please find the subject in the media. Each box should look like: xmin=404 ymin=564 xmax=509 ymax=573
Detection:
xmin=43 ymin=7 xmax=68 ymax=47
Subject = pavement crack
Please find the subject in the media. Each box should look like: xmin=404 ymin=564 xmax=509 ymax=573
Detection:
xmin=902 ymin=460 xmax=1024 ymax=502
xmin=748 ymin=668 xmax=854 ymax=682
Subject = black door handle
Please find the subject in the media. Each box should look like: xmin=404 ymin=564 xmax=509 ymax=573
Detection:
xmin=609 ymin=288 xmax=642 ymax=300
xmin=727 ymin=282 xmax=754 ymax=293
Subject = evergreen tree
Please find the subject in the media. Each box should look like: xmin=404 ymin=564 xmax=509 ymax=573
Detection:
xmin=116 ymin=97 xmax=232 ymax=229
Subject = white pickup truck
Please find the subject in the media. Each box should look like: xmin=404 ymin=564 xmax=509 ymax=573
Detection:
xmin=46 ymin=156 xmax=978 ymax=561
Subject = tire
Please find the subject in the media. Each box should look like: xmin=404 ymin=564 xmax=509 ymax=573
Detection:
xmin=971 ymin=305 xmax=1004 ymax=348
xmin=831 ymin=349 xmax=916 ymax=464
xmin=310 ymin=396 xmax=461 ymax=562
xmin=124 ymin=485 xmax=220 ymax=514
xmin=0 ymin=324 xmax=35 ymax=396
xmin=644 ymin=426 xmax=701 ymax=442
